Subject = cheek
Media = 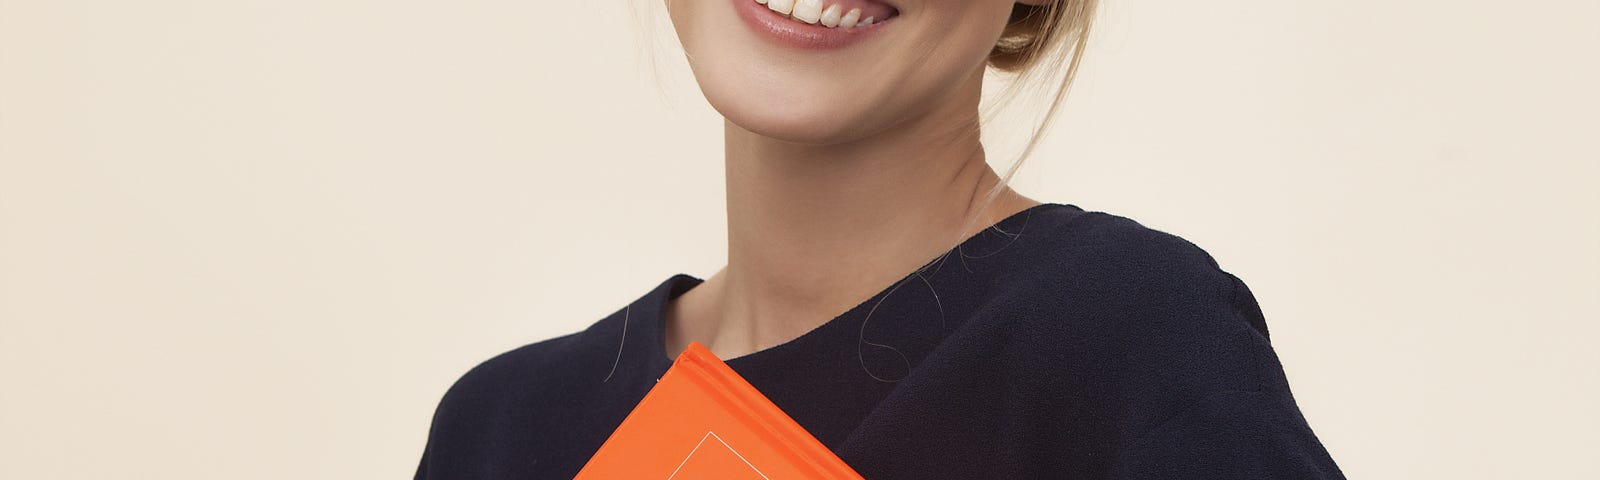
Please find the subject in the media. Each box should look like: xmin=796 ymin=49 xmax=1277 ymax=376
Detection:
xmin=870 ymin=10 xmax=1011 ymax=110
xmin=913 ymin=3 xmax=1013 ymax=71
xmin=663 ymin=0 xmax=705 ymax=48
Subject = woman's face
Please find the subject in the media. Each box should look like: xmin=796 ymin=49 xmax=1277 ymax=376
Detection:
xmin=664 ymin=0 xmax=1035 ymax=145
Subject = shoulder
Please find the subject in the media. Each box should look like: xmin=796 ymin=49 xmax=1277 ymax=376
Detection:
xmin=972 ymin=205 xmax=1300 ymax=420
xmin=1047 ymin=207 xmax=1225 ymax=276
xmin=425 ymin=329 xmax=591 ymax=430
xmin=1015 ymin=209 xmax=1345 ymax=477
xmin=420 ymin=308 xmax=636 ymax=436
xmin=414 ymin=313 xmax=644 ymax=477
xmin=448 ymin=330 xmax=589 ymax=400
xmin=1017 ymin=206 xmax=1241 ymax=312
xmin=995 ymin=205 xmax=1276 ymax=383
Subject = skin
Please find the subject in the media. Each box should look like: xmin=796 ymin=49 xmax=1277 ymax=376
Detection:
xmin=660 ymin=0 xmax=1051 ymax=361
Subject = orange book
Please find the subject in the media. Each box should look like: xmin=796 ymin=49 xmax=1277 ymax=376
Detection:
xmin=574 ymin=341 xmax=864 ymax=479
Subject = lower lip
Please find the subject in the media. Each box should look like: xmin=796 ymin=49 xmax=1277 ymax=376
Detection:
xmin=731 ymin=0 xmax=893 ymax=50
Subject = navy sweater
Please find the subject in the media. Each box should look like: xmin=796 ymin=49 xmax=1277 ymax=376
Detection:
xmin=413 ymin=202 xmax=1346 ymax=479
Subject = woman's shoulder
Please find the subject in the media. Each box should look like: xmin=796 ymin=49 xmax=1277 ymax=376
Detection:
xmin=1018 ymin=205 xmax=1244 ymax=307
xmin=415 ymin=300 xmax=664 ymax=477
xmin=998 ymin=203 xmax=1272 ymax=358
xmin=1035 ymin=204 xmax=1230 ymax=278
xmin=1012 ymin=206 xmax=1343 ymax=478
xmin=427 ymin=330 xmax=592 ymax=420
xmin=421 ymin=303 xmax=647 ymax=424
xmin=981 ymin=205 xmax=1300 ymax=429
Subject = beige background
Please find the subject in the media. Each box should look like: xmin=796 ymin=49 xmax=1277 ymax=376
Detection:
xmin=2 ymin=0 xmax=1596 ymax=478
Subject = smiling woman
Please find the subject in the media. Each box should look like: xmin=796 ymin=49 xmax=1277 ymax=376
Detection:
xmin=411 ymin=0 xmax=1347 ymax=478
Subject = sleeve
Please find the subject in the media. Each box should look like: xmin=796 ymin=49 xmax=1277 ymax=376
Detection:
xmin=413 ymin=388 xmax=447 ymax=480
xmin=412 ymin=445 xmax=430 ymax=480
xmin=1080 ymin=223 xmax=1346 ymax=478
xmin=1114 ymin=387 xmax=1348 ymax=479
xmin=410 ymin=353 xmax=499 ymax=480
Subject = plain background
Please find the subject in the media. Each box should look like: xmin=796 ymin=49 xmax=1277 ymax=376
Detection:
xmin=2 ymin=0 xmax=1596 ymax=478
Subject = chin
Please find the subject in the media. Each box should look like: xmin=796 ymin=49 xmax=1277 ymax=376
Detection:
xmin=727 ymin=105 xmax=863 ymax=145
xmin=707 ymin=86 xmax=887 ymax=146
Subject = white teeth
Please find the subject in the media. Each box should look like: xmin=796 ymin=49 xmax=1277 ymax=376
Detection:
xmin=791 ymin=0 xmax=824 ymax=24
xmin=760 ymin=0 xmax=882 ymax=29
xmin=820 ymin=4 xmax=843 ymax=27
xmin=766 ymin=0 xmax=793 ymax=16
xmin=839 ymin=8 xmax=860 ymax=28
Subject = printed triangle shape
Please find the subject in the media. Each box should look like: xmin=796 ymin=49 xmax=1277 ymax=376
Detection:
xmin=668 ymin=431 xmax=769 ymax=480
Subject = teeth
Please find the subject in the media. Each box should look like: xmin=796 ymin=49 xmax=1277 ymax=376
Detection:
xmin=820 ymin=5 xmax=842 ymax=27
xmin=760 ymin=0 xmax=883 ymax=29
xmin=767 ymin=0 xmax=793 ymax=15
xmin=838 ymin=8 xmax=860 ymax=28
xmin=791 ymin=0 xmax=824 ymax=24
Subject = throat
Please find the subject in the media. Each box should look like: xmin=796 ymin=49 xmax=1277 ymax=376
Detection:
xmin=661 ymin=268 xmax=841 ymax=362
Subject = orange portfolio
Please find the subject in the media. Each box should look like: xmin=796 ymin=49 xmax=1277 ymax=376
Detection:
xmin=574 ymin=341 xmax=864 ymax=479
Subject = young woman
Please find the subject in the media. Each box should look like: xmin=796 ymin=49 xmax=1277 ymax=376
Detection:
xmin=415 ymin=0 xmax=1345 ymax=478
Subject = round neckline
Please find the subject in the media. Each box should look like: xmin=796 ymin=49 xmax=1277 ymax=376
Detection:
xmin=643 ymin=202 xmax=1080 ymax=370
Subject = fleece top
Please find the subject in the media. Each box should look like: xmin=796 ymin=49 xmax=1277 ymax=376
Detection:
xmin=413 ymin=202 xmax=1346 ymax=479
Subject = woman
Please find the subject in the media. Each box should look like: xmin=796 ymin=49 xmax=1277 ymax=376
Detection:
xmin=415 ymin=0 xmax=1345 ymax=478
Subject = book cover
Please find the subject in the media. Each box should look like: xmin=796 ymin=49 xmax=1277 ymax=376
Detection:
xmin=574 ymin=341 xmax=864 ymax=479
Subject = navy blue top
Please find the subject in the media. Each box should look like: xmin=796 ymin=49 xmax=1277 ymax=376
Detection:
xmin=413 ymin=202 xmax=1346 ymax=479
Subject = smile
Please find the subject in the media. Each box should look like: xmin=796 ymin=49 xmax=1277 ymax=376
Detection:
xmin=755 ymin=0 xmax=899 ymax=29
xmin=733 ymin=0 xmax=899 ymax=50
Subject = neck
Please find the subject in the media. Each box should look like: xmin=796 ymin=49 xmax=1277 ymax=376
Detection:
xmin=664 ymin=70 xmax=1039 ymax=360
